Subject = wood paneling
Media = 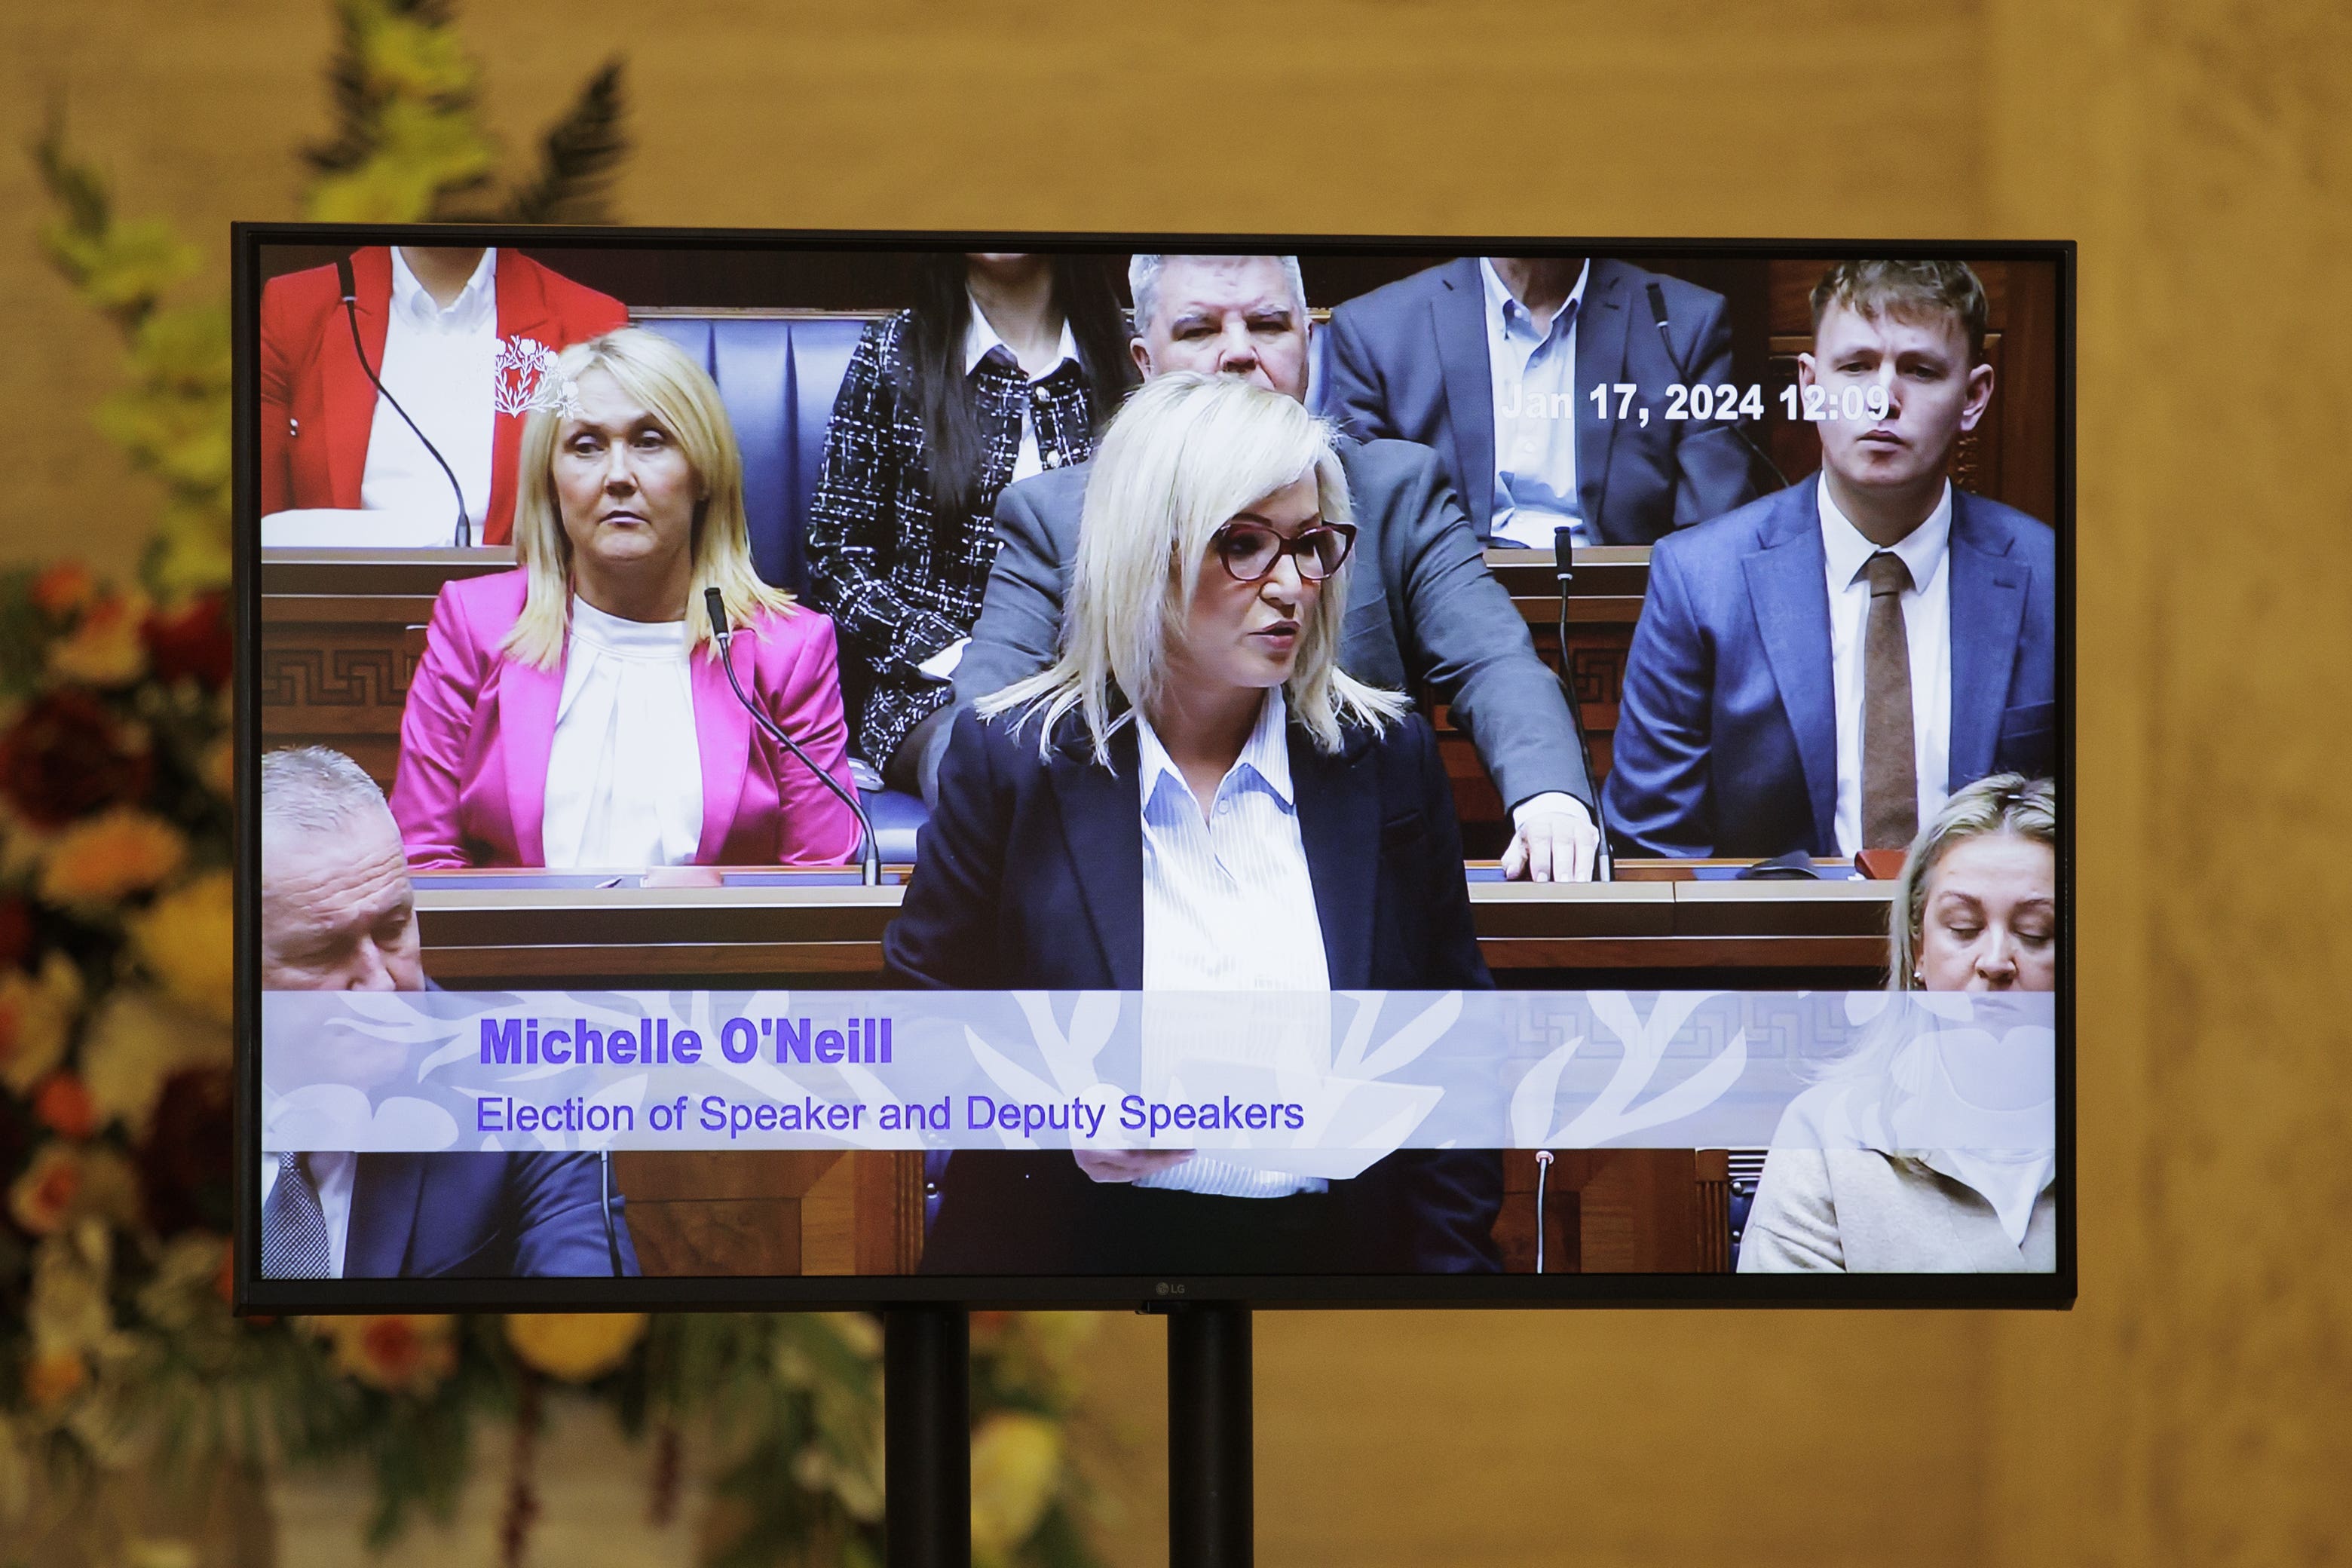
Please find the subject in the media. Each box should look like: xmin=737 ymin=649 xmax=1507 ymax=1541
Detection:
xmin=609 ymin=1150 xmax=924 ymax=1277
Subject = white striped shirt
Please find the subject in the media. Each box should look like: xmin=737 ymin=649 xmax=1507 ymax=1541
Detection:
xmin=1132 ymin=691 xmax=1329 ymax=1199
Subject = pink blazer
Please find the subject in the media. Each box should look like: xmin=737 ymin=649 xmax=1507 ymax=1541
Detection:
xmin=389 ymin=571 xmax=863 ymax=869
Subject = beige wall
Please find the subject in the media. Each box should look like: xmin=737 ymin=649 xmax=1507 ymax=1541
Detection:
xmin=7 ymin=2 xmax=2348 ymax=1563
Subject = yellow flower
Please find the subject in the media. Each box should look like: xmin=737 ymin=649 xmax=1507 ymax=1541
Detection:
xmin=0 ymin=953 xmax=84 ymax=1095
xmin=968 ymin=1411 xmax=1062 ymax=1555
xmin=47 ymin=591 xmax=149 ymax=686
xmin=79 ymin=987 xmax=231 ymax=1135
xmin=504 ymin=1312 xmax=648 ymax=1382
xmin=130 ymin=869 xmax=234 ymax=1023
xmin=37 ymin=808 xmax=188 ymax=906
xmin=308 ymin=1315 xmax=459 ymax=1396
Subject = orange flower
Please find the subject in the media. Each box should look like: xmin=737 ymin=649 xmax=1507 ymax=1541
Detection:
xmin=9 ymin=1143 xmax=84 ymax=1234
xmin=23 ymin=1348 xmax=89 ymax=1408
xmin=48 ymin=592 xmax=149 ymax=687
xmin=314 ymin=1314 xmax=459 ymax=1395
xmin=30 ymin=563 xmax=96 ymax=617
xmin=33 ymin=1073 xmax=96 ymax=1138
xmin=38 ymin=808 xmax=188 ymax=906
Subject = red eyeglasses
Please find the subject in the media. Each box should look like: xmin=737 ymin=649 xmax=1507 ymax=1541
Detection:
xmin=1209 ymin=519 xmax=1359 ymax=583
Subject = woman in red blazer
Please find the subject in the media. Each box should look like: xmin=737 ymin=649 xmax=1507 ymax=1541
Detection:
xmin=388 ymin=328 xmax=862 ymax=871
xmin=259 ymin=246 xmax=629 ymax=545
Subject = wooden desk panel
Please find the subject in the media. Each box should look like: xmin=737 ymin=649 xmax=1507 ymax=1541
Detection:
xmin=411 ymin=867 xmax=1888 ymax=985
xmin=610 ymin=1150 xmax=923 ymax=1277
xmin=259 ymin=547 xmax=513 ymax=785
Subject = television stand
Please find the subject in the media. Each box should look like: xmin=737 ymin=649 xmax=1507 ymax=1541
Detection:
xmin=884 ymin=1300 xmax=1257 ymax=1566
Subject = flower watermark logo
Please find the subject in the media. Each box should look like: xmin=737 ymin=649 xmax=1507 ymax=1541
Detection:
xmin=491 ymin=337 xmax=580 ymax=420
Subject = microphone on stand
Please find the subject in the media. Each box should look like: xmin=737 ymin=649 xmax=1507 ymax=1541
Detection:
xmin=1533 ymin=1149 xmax=1556 ymax=1274
xmin=337 ymin=256 xmax=474 ymax=547
xmin=705 ymin=587 xmax=881 ymax=886
xmin=1643 ymin=278 xmax=1790 ymax=493
xmin=1553 ymin=526 xmax=1614 ymax=882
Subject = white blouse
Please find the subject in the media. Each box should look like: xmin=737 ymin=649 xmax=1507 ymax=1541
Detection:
xmin=541 ymin=596 xmax=704 ymax=869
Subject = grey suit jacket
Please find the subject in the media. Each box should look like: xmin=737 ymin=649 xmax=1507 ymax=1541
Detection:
xmin=1322 ymin=257 xmax=1758 ymax=545
xmin=922 ymin=436 xmax=1591 ymax=817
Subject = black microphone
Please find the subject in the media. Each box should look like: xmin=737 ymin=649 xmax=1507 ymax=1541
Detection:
xmin=705 ymin=586 xmax=882 ymax=886
xmin=1553 ymin=525 xmax=1615 ymax=882
xmin=1643 ymin=278 xmax=1790 ymax=494
xmin=337 ymin=256 xmax=476 ymax=547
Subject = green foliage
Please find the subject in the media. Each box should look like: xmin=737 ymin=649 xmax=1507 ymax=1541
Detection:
xmin=507 ymin=59 xmax=630 ymax=225
xmin=32 ymin=115 xmax=226 ymax=596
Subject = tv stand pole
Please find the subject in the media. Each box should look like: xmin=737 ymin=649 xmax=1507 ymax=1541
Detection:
xmin=884 ymin=1306 xmax=969 ymax=1568
xmin=1167 ymin=1301 xmax=1254 ymax=1567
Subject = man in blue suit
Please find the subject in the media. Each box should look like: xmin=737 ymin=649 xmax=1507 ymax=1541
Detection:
xmin=1321 ymin=256 xmax=1759 ymax=547
xmin=259 ymin=746 xmax=638 ymax=1279
xmin=1604 ymin=261 xmax=2056 ymax=860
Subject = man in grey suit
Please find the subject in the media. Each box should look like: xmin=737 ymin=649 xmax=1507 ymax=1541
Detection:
xmin=1321 ymin=257 xmax=1759 ymax=547
xmin=922 ymin=253 xmax=1599 ymax=880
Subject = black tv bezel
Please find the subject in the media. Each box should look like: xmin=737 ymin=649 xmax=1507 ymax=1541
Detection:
xmin=231 ymin=223 xmax=2075 ymax=1315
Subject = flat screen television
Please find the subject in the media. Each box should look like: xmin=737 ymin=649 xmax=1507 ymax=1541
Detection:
xmin=233 ymin=226 xmax=2072 ymax=1312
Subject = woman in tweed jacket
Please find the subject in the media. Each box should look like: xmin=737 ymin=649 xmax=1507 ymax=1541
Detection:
xmin=806 ymin=253 xmax=1132 ymax=788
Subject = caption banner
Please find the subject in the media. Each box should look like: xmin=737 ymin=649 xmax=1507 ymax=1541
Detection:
xmin=260 ymin=989 xmax=2056 ymax=1175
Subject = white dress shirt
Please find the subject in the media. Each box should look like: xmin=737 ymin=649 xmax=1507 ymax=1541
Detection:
xmin=259 ymin=1148 xmax=357 ymax=1279
xmin=917 ymin=300 xmax=1086 ymax=686
xmin=1481 ymin=257 xmax=1591 ymax=550
xmin=963 ymin=292 xmax=1082 ymax=485
xmin=541 ymin=597 xmax=705 ymax=870
xmin=1819 ymin=474 xmax=1954 ymax=858
xmin=1132 ymin=691 xmax=1329 ymax=1199
xmin=359 ymin=247 xmax=498 ymax=541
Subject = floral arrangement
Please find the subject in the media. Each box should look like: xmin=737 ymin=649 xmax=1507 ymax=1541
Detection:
xmin=2 ymin=2 xmax=1113 ymax=1564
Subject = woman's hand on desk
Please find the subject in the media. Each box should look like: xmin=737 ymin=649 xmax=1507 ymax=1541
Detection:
xmin=1073 ymin=1148 xmax=1196 ymax=1184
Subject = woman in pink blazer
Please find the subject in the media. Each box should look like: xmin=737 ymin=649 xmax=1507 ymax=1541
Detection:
xmin=390 ymin=328 xmax=862 ymax=871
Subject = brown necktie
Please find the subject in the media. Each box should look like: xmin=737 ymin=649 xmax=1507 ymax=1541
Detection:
xmin=1861 ymin=550 xmax=1918 ymax=849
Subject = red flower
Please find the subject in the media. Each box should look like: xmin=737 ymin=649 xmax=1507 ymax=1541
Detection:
xmin=139 ymin=1067 xmax=232 ymax=1237
xmin=143 ymin=593 xmax=232 ymax=691
xmin=34 ymin=1073 xmax=96 ymax=1139
xmin=0 ymin=690 xmax=150 ymax=828
xmin=0 ymin=896 xmax=29 ymax=969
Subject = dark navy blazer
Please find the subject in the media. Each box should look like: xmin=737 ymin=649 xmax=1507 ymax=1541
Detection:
xmin=885 ymin=705 xmax=1504 ymax=1276
xmin=1321 ymin=257 xmax=1759 ymax=545
xmin=1602 ymin=480 xmax=2058 ymax=859
xmin=347 ymin=1151 xmax=640 ymax=1279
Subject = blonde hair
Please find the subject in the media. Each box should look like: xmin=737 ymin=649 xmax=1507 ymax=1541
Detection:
xmin=978 ymin=372 xmax=1406 ymax=762
xmin=1888 ymin=773 xmax=2057 ymax=992
xmin=501 ymin=328 xmax=792 ymax=669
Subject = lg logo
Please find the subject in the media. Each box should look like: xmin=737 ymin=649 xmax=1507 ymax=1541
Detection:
xmin=1156 ymin=1282 xmax=1188 ymax=1296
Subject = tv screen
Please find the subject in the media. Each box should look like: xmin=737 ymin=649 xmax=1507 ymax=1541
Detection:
xmin=234 ymin=227 xmax=2071 ymax=1310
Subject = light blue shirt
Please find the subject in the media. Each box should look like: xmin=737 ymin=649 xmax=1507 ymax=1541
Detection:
xmin=1132 ymin=690 xmax=1328 ymax=1199
xmin=1481 ymin=257 xmax=1591 ymax=549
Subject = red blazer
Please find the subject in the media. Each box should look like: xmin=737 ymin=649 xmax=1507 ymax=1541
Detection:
xmin=258 ymin=248 xmax=629 ymax=545
xmin=387 ymin=571 xmax=863 ymax=870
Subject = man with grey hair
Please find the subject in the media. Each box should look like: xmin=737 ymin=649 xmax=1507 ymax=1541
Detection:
xmin=260 ymin=746 xmax=637 ymax=1278
xmin=927 ymin=252 xmax=1601 ymax=880
xmin=261 ymin=746 xmax=427 ymax=991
